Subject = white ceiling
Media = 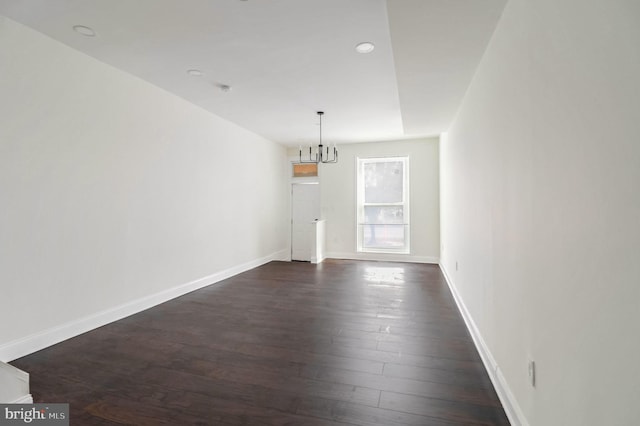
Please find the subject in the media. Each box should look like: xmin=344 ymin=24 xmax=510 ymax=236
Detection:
xmin=0 ymin=0 xmax=506 ymax=146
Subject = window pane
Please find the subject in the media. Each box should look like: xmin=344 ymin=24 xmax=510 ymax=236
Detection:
xmin=357 ymin=156 xmax=409 ymax=254
xmin=364 ymin=206 xmax=404 ymax=224
xmin=292 ymin=163 xmax=317 ymax=177
xmin=364 ymin=161 xmax=403 ymax=203
xmin=362 ymin=224 xmax=406 ymax=249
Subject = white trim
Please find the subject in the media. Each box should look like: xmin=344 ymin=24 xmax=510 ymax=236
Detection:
xmin=356 ymin=156 xmax=410 ymax=254
xmin=0 ymin=362 xmax=30 ymax=404
xmin=439 ymin=264 xmax=529 ymax=426
xmin=10 ymin=394 xmax=33 ymax=404
xmin=0 ymin=249 xmax=288 ymax=363
xmin=326 ymin=251 xmax=438 ymax=264
xmin=310 ymin=219 xmax=326 ymax=264
xmin=0 ymin=361 xmax=29 ymax=383
xmin=288 ymin=156 xmax=320 ymax=184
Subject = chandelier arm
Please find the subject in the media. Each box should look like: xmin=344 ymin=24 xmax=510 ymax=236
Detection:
xmin=297 ymin=111 xmax=337 ymax=165
xmin=298 ymin=145 xmax=319 ymax=164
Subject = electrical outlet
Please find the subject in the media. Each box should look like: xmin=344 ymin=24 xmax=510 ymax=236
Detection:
xmin=455 ymin=261 xmax=458 ymax=271
xmin=528 ymin=360 xmax=536 ymax=387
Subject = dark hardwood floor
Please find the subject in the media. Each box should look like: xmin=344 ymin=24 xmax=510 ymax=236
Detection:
xmin=11 ymin=260 xmax=510 ymax=425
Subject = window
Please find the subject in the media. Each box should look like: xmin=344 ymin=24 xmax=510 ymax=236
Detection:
xmin=357 ymin=157 xmax=409 ymax=253
xmin=292 ymin=163 xmax=318 ymax=177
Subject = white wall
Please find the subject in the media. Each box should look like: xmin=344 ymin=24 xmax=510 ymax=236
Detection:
xmin=291 ymin=138 xmax=440 ymax=263
xmin=440 ymin=1 xmax=640 ymax=425
xmin=0 ymin=17 xmax=289 ymax=360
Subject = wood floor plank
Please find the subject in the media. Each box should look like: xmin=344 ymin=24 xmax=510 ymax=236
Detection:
xmin=178 ymin=359 xmax=382 ymax=408
xmin=11 ymin=260 xmax=509 ymax=425
xmin=305 ymin=365 xmax=502 ymax=407
xmin=296 ymin=397 xmax=459 ymax=426
xmin=379 ymin=391 xmax=510 ymax=425
xmin=383 ymin=362 xmax=495 ymax=391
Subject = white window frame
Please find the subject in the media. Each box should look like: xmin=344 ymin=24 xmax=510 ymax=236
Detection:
xmin=356 ymin=156 xmax=410 ymax=254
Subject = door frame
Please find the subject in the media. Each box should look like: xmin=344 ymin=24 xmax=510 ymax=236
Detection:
xmin=290 ymin=181 xmax=321 ymax=261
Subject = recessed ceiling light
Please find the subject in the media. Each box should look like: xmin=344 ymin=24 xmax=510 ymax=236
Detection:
xmin=187 ymin=69 xmax=204 ymax=77
xmin=73 ymin=25 xmax=96 ymax=37
xmin=355 ymin=42 xmax=375 ymax=54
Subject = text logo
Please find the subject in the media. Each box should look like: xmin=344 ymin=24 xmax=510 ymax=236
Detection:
xmin=0 ymin=404 xmax=68 ymax=425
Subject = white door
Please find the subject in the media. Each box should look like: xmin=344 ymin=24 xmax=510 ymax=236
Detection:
xmin=291 ymin=183 xmax=320 ymax=261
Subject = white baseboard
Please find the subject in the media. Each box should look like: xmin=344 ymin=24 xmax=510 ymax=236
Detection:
xmin=0 ymin=249 xmax=288 ymax=363
xmin=0 ymin=361 xmax=30 ymax=403
xmin=10 ymin=394 xmax=33 ymax=404
xmin=326 ymin=251 xmax=439 ymax=264
xmin=439 ymin=264 xmax=528 ymax=426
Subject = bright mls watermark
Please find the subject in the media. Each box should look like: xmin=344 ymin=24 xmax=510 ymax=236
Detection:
xmin=0 ymin=404 xmax=68 ymax=425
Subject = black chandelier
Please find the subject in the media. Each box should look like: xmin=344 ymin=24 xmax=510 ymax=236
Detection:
xmin=299 ymin=111 xmax=338 ymax=164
